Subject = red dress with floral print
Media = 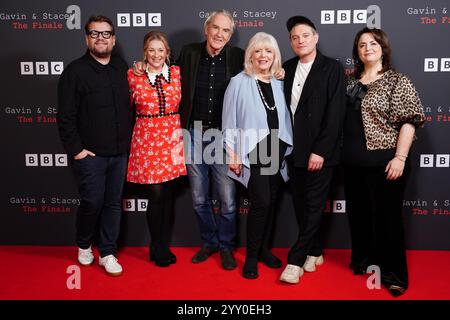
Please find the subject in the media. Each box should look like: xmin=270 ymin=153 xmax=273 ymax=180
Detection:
xmin=126 ymin=65 xmax=186 ymax=184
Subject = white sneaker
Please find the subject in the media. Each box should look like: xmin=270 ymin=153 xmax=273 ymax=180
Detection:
xmin=280 ymin=264 xmax=304 ymax=284
xmin=99 ymin=255 xmax=123 ymax=276
xmin=78 ymin=246 xmax=94 ymax=266
xmin=303 ymin=255 xmax=324 ymax=273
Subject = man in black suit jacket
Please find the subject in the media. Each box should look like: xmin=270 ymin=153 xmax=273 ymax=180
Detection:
xmin=279 ymin=16 xmax=346 ymax=284
xmin=177 ymin=10 xmax=244 ymax=270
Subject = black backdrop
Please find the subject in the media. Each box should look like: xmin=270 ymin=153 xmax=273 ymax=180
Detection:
xmin=1 ymin=0 xmax=449 ymax=250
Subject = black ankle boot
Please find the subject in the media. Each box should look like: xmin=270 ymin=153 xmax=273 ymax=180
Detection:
xmin=243 ymin=258 xmax=258 ymax=279
xmin=150 ymin=248 xmax=176 ymax=264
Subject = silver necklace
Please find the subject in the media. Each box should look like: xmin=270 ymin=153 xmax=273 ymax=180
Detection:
xmin=255 ymin=78 xmax=276 ymax=111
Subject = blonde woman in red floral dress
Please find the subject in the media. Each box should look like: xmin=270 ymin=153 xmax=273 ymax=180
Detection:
xmin=127 ymin=31 xmax=186 ymax=267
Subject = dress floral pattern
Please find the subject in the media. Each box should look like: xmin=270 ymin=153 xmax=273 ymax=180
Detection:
xmin=127 ymin=65 xmax=186 ymax=184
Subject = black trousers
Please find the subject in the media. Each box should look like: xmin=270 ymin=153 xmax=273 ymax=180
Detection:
xmin=142 ymin=181 xmax=174 ymax=257
xmin=344 ymin=164 xmax=409 ymax=288
xmin=246 ymin=166 xmax=282 ymax=259
xmin=73 ymin=154 xmax=127 ymax=258
xmin=287 ymin=166 xmax=334 ymax=266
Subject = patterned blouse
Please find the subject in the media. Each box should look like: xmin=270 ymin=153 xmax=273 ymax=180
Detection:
xmin=346 ymin=69 xmax=426 ymax=150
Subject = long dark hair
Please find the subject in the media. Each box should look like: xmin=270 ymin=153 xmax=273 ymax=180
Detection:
xmin=352 ymin=27 xmax=392 ymax=79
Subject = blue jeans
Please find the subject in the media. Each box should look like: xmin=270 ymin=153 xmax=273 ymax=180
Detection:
xmin=186 ymin=127 xmax=236 ymax=251
xmin=72 ymin=154 xmax=127 ymax=257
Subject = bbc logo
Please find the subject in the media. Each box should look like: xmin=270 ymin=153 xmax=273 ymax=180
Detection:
xmin=325 ymin=200 xmax=346 ymax=213
xmin=25 ymin=154 xmax=68 ymax=167
xmin=117 ymin=13 xmax=161 ymax=27
xmin=321 ymin=10 xmax=367 ymax=24
xmin=424 ymin=58 xmax=450 ymax=72
xmin=20 ymin=62 xmax=64 ymax=75
xmin=420 ymin=154 xmax=450 ymax=167
xmin=123 ymin=199 xmax=149 ymax=212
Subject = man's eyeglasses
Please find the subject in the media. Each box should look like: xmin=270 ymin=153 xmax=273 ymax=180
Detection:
xmin=88 ymin=30 xmax=114 ymax=39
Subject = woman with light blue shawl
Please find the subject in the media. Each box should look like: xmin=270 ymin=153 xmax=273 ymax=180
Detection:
xmin=222 ymin=32 xmax=293 ymax=279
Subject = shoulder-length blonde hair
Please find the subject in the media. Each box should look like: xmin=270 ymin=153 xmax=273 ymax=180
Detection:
xmin=244 ymin=32 xmax=282 ymax=77
xmin=143 ymin=31 xmax=171 ymax=65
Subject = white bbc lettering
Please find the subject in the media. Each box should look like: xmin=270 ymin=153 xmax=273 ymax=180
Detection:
xmin=133 ymin=13 xmax=146 ymax=27
xmin=337 ymin=10 xmax=351 ymax=24
xmin=117 ymin=13 xmax=161 ymax=27
xmin=40 ymin=154 xmax=53 ymax=166
xmin=20 ymin=61 xmax=64 ymax=75
xmin=321 ymin=10 xmax=335 ymax=24
xmin=420 ymin=154 xmax=450 ymax=167
xmin=21 ymin=62 xmax=34 ymax=75
xmin=55 ymin=154 xmax=68 ymax=166
xmin=333 ymin=200 xmax=346 ymax=213
xmin=420 ymin=154 xmax=434 ymax=167
xmin=321 ymin=9 xmax=367 ymax=24
xmin=424 ymin=58 xmax=450 ymax=72
xmin=25 ymin=154 xmax=68 ymax=167
xmin=123 ymin=199 xmax=135 ymax=211
xmin=353 ymin=10 xmax=367 ymax=23
xmin=51 ymin=62 xmax=64 ymax=75
xmin=148 ymin=13 xmax=161 ymax=26
xmin=436 ymin=154 xmax=450 ymax=167
xmin=321 ymin=7 xmax=379 ymax=25
xmin=117 ymin=13 xmax=131 ymax=27
xmin=25 ymin=154 xmax=39 ymax=166
xmin=123 ymin=199 xmax=149 ymax=212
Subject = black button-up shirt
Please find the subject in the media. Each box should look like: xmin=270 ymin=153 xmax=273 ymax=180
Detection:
xmin=57 ymin=51 xmax=132 ymax=157
xmin=191 ymin=47 xmax=227 ymax=128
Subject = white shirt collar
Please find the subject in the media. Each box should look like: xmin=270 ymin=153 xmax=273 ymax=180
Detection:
xmin=146 ymin=63 xmax=169 ymax=84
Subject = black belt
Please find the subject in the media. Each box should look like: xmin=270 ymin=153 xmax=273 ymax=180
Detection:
xmin=136 ymin=112 xmax=178 ymax=119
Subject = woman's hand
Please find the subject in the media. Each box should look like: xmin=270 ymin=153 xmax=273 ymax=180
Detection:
xmin=385 ymin=157 xmax=405 ymax=180
xmin=133 ymin=61 xmax=146 ymax=76
xmin=229 ymin=163 xmax=243 ymax=177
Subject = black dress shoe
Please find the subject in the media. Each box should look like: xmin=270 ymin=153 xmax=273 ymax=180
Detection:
xmin=220 ymin=250 xmax=237 ymax=270
xmin=150 ymin=249 xmax=176 ymax=264
xmin=243 ymin=258 xmax=258 ymax=279
xmin=191 ymin=247 xmax=218 ymax=263
xmin=258 ymin=251 xmax=282 ymax=268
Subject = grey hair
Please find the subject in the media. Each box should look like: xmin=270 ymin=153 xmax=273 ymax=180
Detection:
xmin=244 ymin=32 xmax=282 ymax=77
xmin=204 ymin=9 xmax=235 ymax=34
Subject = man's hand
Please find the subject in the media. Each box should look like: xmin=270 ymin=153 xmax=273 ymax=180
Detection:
xmin=132 ymin=61 xmax=146 ymax=76
xmin=274 ymin=68 xmax=285 ymax=80
xmin=308 ymin=153 xmax=324 ymax=171
xmin=74 ymin=149 xmax=96 ymax=160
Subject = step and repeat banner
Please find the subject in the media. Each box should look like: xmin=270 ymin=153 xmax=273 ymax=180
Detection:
xmin=1 ymin=0 xmax=449 ymax=249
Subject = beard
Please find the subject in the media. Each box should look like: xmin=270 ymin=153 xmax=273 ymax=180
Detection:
xmin=89 ymin=41 xmax=112 ymax=59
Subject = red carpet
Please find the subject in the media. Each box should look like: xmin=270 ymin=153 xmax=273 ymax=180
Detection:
xmin=1 ymin=246 xmax=449 ymax=300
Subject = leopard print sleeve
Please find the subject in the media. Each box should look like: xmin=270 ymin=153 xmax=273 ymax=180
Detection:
xmin=389 ymin=72 xmax=426 ymax=130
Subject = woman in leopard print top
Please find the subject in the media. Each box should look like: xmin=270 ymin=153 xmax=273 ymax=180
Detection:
xmin=343 ymin=27 xmax=425 ymax=297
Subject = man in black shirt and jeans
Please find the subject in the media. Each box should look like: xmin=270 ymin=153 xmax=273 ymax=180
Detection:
xmin=57 ymin=15 xmax=131 ymax=276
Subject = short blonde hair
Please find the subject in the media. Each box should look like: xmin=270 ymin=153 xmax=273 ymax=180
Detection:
xmin=244 ymin=32 xmax=282 ymax=77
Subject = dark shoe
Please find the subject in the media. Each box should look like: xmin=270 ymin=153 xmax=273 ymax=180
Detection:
xmin=388 ymin=285 xmax=406 ymax=297
xmin=349 ymin=260 xmax=369 ymax=275
xmin=243 ymin=258 xmax=258 ymax=279
xmin=258 ymin=251 xmax=282 ymax=268
xmin=220 ymin=250 xmax=237 ymax=270
xmin=191 ymin=247 xmax=218 ymax=263
xmin=150 ymin=249 xmax=176 ymax=264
